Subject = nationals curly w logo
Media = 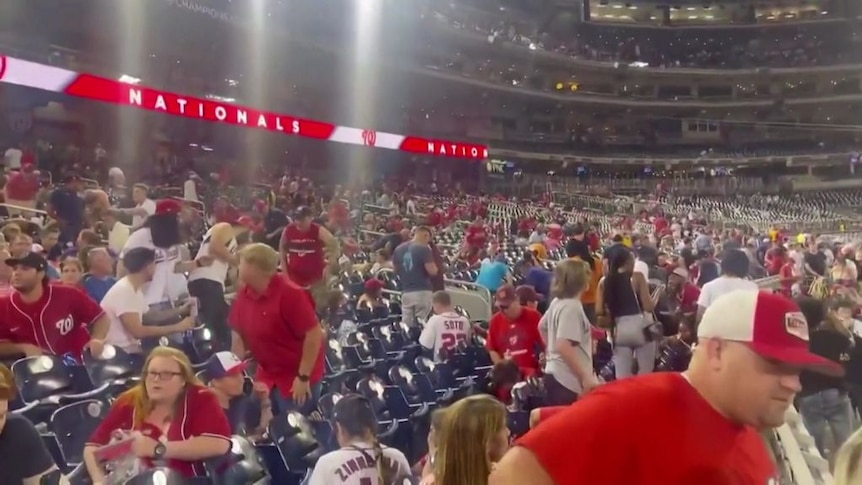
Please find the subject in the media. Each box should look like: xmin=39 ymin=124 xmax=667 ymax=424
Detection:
xmin=361 ymin=129 xmax=377 ymax=147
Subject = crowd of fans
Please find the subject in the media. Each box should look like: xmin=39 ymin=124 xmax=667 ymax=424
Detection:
xmin=2 ymin=135 xmax=862 ymax=484
xmin=432 ymin=0 xmax=862 ymax=69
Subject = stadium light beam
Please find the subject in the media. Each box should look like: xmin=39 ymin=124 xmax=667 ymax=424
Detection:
xmin=347 ymin=0 xmax=384 ymax=183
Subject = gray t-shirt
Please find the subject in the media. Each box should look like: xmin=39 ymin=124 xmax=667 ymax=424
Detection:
xmin=393 ymin=242 xmax=433 ymax=293
xmin=539 ymin=297 xmax=594 ymax=394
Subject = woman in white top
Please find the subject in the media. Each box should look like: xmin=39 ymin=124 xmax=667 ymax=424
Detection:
xmin=188 ymin=221 xmax=248 ymax=350
xmin=539 ymin=259 xmax=598 ymax=406
xmin=308 ymin=394 xmax=411 ymax=485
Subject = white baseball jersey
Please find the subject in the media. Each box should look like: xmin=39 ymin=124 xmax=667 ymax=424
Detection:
xmin=307 ymin=442 xmax=411 ymax=485
xmin=419 ymin=311 xmax=472 ymax=362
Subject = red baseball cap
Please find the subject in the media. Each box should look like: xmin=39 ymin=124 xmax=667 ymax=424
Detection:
xmin=697 ymin=290 xmax=844 ymax=377
xmin=495 ymin=285 xmax=517 ymax=307
xmin=364 ymin=278 xmax=384 ymax=292
xmin=155 ymin=199 xmax=183 ymax=216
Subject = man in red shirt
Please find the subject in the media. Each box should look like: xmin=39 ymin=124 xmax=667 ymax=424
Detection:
xmin=486 ymin=285 xmax=544 ymax=377
xmin=0 ymin=253 xmax=108 ymax=360
xmin=490 ymin=290 xmax=841 ymax=485
xmin=230 ymin=243 xmax=325 ymax=414
xmin=463 ymin=217 xmax=488 ymax=260
xmin=280 ymin=206 xmax=339 ymax=310
xmin=668 ymin=267 xmax=700 ymax=314
xmin=4 ymin=163 xmax=40 ymax=216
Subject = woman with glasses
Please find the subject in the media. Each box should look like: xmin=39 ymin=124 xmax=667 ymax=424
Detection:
xmin=307 ymin=394 xmax=411 ymax=484
xmin=82 ymin=346 xmax=232 ymax=483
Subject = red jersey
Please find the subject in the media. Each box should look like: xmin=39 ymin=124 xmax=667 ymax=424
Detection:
xmin=486 ymin=307 xmax=544 ymax=374
xmin=0 ymin=284 xmax=104 ymax=358
xmin=518 ymin=373 xmax=778 ymax=484
xmin=281 ymin=222 xmax=326 ymax=287
xmin=465 ymin=224 xmax=488 ymax=248
xmin=5 ymin=170 xmax=40 ymax=201
xmin=426 ymin=210 xmax=443 ymax=227
xmin=86 ymin=385 xmax=231 ymax=477
xmin=228 ymin=274 xmax=325 ymax=396
xmin=678 ymin=283 xmax=701 ymax=314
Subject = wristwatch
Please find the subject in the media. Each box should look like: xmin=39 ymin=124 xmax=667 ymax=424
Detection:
xmin=153 ymin=443 xmax=167 ymax=459
xmin=297 ymin=374 xmax=310 ymax=383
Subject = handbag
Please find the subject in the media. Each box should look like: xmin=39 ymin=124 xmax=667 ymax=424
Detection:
xmin=633 ymin=281 xmax=664 ymax=343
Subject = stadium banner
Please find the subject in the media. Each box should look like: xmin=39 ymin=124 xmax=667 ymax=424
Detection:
xmin=0 ymin=55 xmax=489 ymax=160
xmin=163 ymin=0 xmax=237 ymax=24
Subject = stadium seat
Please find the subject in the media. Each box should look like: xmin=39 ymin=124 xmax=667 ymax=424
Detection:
xmin=123 ymin=467 xmax=192 ymax=485
xmin=205 ymin=436 xmax=270 ymax=485
xmin=268 ymin=411 xmax=323 ymax=475
xmin=50 ymin=399 xmax=109 ymax=469
xmin=12 ymin=356 xmax=114 ymax=424
xmin=317 ymin=392 xmax=343 ymax=421
xmin=82 ymin=345 xmax=142 ymax=395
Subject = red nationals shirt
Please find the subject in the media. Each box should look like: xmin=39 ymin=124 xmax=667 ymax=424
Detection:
xmin=0 ymin=284 xmax=104 ymax=358
xmin=518 ymin=373 xmax=779 ymax=484
xmin=486 ymin=307 xmax=544 ymax=375
xmin=5 ymin=170 xmax=40 ymax=201
xmin=229 ymin=274 xmax=324 ymax=397
xmin=465 ymin=225 xmax=487 ymax=248
xmin=86 ymin=385 xmax=232 ymax=478
xmin=281 ymin=222 xmax=326 ymax=287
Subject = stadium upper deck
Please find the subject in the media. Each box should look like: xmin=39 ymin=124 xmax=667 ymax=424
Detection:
xmin=2 ymin=0 xmax=861 ymax=167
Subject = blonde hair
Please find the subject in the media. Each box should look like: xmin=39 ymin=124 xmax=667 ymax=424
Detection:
xmin=835 ymin=427 xmax=862 ymax=484
xmin=551 ymin=258 xmax=591 ymax=299
xmin=434 ymin=395 xmax=507 ymax=485
xmin=117 ymin=346 xmax=203 ymax=427
xmin=239 ymin=243 xmax=279 ymax=275
xmin=0 ymin=363 xmax=15 ymax=401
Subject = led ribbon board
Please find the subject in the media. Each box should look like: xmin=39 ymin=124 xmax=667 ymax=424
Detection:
xmin=0 ymin=55 xmax=489 ymax=160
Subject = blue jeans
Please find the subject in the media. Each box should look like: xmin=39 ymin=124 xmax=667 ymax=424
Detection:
xmin=271 ymin=382 xmax=322 ymax=416
xmin=798 ymin=388 xmax=855 ymax=456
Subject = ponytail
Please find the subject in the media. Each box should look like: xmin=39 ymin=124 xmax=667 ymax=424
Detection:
xmin=371 ymin=439 xmax=400 ymax=485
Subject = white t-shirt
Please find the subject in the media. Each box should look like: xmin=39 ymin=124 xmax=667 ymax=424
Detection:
xmin=633 ymin=259 xmax=649 ymax=280
xmin=540 ymin=297 xmax=593 ymax=394
xmin=183 ymin=179 xmax=198 ymax=202
xmin=307 ymin=442 xmax=411 ymax=485
xmin=4 ymin=148 xmax=22 ymax=170
xmin=697 ymin=277 xmax=759 ymax=310
xmin=101 ymin=276 xmax=148 ymax=353
xmin=121 ymin=228 xmax=186 ymax=305
xmin=132 ymin=199 xmax=157 ymax=228
xmin=419 ymin=311 xmax=471 ymax=362
xmin=108 ymin=222 xmax=131 ymax=255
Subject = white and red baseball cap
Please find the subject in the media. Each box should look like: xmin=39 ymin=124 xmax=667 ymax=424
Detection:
xmin=697 ymin=290 xmax=844 ymax=377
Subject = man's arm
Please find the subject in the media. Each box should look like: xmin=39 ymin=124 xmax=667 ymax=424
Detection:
xmin=299 ymin=325 xmax=325 ymax=377
xmin=420 ymin=245 xmax=438 ymax=276
xmin=279 ymin=227 xmax=290 ymax=270
xmin=318 ymin=225 xmax=340 ymax=265
xmin=121 ymin=311 xmax=193 ymax=338
xmin=88 ymin=313 xmax=110 ymax=341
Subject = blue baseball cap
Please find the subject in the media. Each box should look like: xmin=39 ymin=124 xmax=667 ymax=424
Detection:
xmin=205 ymin=352 xmax=247 ymax=380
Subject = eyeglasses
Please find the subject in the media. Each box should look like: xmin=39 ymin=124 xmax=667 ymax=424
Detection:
xmin=146 ymin=371 xmax=182 ymax=381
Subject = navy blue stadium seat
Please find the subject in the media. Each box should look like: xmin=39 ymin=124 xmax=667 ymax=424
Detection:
xmin=268 ymin=411 xmax=323 ymax=475
xmin=12 ymin=356 xmax=114 ymax=424
xmin=50 ymin=399 xmax=109 ymax=469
